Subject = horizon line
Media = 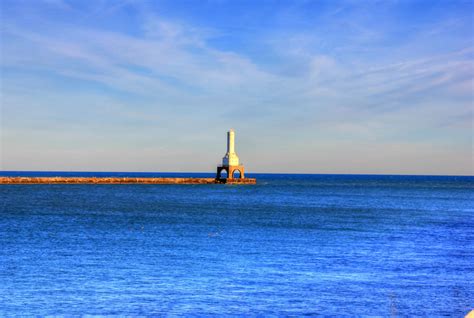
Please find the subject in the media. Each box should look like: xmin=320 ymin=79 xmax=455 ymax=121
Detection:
xmin=0 ymin=170 xmax=472 ymax=178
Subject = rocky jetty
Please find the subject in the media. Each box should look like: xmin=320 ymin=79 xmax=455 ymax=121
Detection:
xmin=0 ymin=177 xmax=256 ymax=185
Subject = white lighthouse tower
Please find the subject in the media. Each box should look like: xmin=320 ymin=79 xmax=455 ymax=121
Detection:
xmin=222 ymin=129 xmax=240 ymax=166
xmin=216 ymin=129 xmax=245 ymax=180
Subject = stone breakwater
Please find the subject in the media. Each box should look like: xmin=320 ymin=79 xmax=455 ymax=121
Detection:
xmin=0 ymin=177 xmax=256 ymax=185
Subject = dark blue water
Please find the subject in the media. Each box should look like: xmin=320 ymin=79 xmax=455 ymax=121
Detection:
xmin=1 ymin=172 xmax=473 ymax=316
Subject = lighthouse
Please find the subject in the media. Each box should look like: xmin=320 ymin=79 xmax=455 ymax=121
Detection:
xmin=216 ymin=129 xmax=246 ymax=180
xmin=222 ymin=129 xmax=239 ymax=166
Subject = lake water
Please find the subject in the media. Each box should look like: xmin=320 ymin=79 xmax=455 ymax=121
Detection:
xmin=1 ymin=172 xmax=473 ymax=316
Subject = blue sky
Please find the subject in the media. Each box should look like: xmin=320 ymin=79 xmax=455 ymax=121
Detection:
xmin=1 ymin=0 xmax=473 ymax=174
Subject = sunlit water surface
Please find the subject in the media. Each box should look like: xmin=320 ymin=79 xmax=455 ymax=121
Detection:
xmin=1 ymin=172 xmax=473 ymax=316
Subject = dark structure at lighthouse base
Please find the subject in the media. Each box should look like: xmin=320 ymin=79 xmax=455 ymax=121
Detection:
xmin=216 ymin=165 xmax=245 ymax=179
xmin=215 ymin=165 xmax=255 ymax=184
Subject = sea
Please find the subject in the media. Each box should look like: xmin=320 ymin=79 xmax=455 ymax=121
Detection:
xmin=1 ymin=171 xmax=473 ymax=316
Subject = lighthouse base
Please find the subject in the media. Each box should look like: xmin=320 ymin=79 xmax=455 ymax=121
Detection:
xmin=216 ymin=165 xmax=245 ymax=180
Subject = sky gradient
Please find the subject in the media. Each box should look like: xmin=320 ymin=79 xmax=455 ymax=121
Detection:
xmin=1 ymin=0 xmax=473 ymax=175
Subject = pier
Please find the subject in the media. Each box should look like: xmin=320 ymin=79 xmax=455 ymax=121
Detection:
xmin=0 ymin=177 xmax=256 ymax=184
xmin=1 ymin=129 xmax=256 ymax=185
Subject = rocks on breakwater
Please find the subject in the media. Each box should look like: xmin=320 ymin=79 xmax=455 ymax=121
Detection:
xmin=0 ymin=177 xmax=256 ymax=185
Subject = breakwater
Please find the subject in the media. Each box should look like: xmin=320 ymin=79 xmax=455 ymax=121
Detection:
xmin=0 ymin=177 xmax=256 ymax=185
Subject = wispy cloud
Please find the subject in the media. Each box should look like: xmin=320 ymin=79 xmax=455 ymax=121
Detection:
xmin=1 ymin=0 xmax=472 ymax=174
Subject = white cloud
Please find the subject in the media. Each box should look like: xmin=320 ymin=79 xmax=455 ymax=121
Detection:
xmin=1 ymin=1 xmax=472 ymax=174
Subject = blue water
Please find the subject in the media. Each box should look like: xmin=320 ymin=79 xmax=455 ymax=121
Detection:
xmin=1 ymin=172 xmax=473 ymax=316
